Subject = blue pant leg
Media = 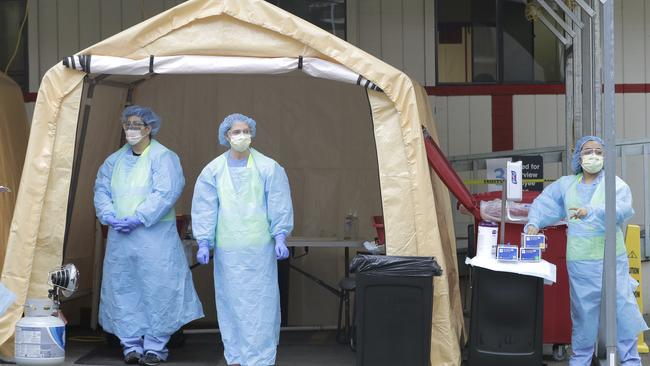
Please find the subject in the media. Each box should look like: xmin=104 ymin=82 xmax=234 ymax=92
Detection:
xmin=120 ymin=336 xmax=143 ymax=356
xmin=570 ymin=345 xmax=594 ymax=366
xmin=618 ymin=338 xmax=642 ymax=366
xmin=143 ymin=334 xmax=171 ymax=361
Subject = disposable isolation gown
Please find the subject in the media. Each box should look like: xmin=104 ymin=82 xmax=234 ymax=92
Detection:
xmin=192 ymin=149 xmax=293 ymax=366
xmin=94 ymin=140 xmax=203 ymax=338
xmin=526 ymin=173 xmax=648 ymax=353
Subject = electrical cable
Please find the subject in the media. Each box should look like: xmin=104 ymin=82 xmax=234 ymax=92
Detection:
xmin=4 ymin=0 xmax=30 ymax=75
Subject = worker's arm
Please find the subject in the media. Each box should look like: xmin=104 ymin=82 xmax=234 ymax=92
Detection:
xmin=93 ymin=152 xmax=119 ymax=224
xmin=265 ymin=163 xmax=294 ymax=238
xmin=135 ymin=151 xmax=185 ymax=227
xmin=192 ymin=162 xmax=220 ymax=249
xmin=524 ymin=176 xmax=571 ymax=233
xmin=583 ymin=176 xmax=634 ymax=227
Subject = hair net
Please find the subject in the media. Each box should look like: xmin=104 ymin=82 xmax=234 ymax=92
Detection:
xmin=572 ymin=135 xmax=604 ymax=173
xmin=122 ymin=105 xmax=162 ymax=136
xmin=218 ymin=113 xmax=257 ymax=147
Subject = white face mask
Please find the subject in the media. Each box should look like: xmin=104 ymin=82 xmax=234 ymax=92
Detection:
xmin=581 ymin=154 xmax=604 ymax=174
xmin=230 ymin=133 xmax=251 ymax=152
xmin=125 ymin=129 xmax=147 ymax=145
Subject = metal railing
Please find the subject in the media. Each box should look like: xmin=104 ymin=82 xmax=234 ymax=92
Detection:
xmin=447 ymin=137 xmax=650 ymax=259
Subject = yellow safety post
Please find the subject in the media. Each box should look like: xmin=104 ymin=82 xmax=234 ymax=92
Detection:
xmin=625 ymin=225 xmax=649 ymax=353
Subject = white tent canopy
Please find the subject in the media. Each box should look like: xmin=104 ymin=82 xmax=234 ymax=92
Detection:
xmin=0 ymin=1 xmax=464 ymax=364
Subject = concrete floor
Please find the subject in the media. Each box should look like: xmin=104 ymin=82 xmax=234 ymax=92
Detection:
xmin=2 ymin=328 xmax=649 ymax=365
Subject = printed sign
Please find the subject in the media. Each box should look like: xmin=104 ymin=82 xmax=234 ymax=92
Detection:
xmin=511 ymin=155 xmax=544 ymax=191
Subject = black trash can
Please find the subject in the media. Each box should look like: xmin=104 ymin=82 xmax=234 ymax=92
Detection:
xmin=350 ymin=254 xmax=442 ymax=366
xmin=467 ymin=267 xmax=544 ymax=366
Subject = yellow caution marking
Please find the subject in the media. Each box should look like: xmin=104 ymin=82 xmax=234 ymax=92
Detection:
xmin=625 ymin=225 xmax=649 ymax=353
xmin=462 ymin=178 xmax=556 ymax=185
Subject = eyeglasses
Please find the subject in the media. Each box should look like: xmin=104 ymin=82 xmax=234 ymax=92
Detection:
xmin=580 ymin=148 xmax=603 ymax=156
xmin=228 ymin=128 xmax=251 ymax=136
xmin=122 ymin=120 xmax=147 ymax=129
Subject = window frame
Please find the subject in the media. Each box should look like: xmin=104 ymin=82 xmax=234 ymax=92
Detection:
xmin=434 ymin=0 xmax=564 ymax=86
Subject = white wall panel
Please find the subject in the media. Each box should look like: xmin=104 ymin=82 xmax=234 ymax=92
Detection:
xmin=534 ymin=95 xmax=558 ymax=147
xmin=79 ymin=0 xmax=101 ymax=50
xmin=556 ymin=95 xmax=566 ymax=147
xmin=623 ymin=94 xmax=647 ymax=139
xmin=58 ymin=0 xmax=79 ymax=59
xmin=468 ymin=96 xmax=491 ymax=154
xmin=513 ymin=95 xmax=535 ymax=149
xmin=616 ymin=94 xmax=625 ymax=138
xmin=100 ymin=0 xmax=122 ymax=40
xmin=622 ymin=0 xmax=645 ymax=84
xmin=358 ymin=0 xmax=382 ymax=57
xmin=38 ymin=0 xmax=59 ymax=78
xmin=380 ymin=0 xmax=403 ymax=70
xmin=403 ymin=0 xmax=425 ymax=82
xmin=432 ymin=95 xmax=449 ymax=154
xmin=424 ymin=0 xmax=436 ymax=85
xmin=614 ymin=0 xmax=623 ymax=84
xmin=447 ymin=96 xmax=470 ymax=156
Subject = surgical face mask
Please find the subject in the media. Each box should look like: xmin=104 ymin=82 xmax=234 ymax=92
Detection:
xmin=230 ymin=133 xmax=251 ymax=152
xmin=581 ymin=154 xmax=604 ymax=174
xmin=125 ymin=129 xmax=147 ymax=145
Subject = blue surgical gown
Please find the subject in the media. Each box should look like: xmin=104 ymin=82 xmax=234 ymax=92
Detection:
xmin=94 ymin=141 xmax=204 ymax=338
xmin=192 ymin=149 xmax=293 ymax=366
xmin=526 ymin=172 xmax=648 ymax=353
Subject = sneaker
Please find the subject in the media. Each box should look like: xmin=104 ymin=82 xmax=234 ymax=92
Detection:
xmin=139 ymin=352 xmax=162 ymax=366
xmin=124 ymin=351 xmax=142 ymax=364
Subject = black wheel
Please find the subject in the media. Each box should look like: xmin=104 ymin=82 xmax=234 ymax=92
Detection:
xmin=552 ymin=344 xmax=568 ymax=361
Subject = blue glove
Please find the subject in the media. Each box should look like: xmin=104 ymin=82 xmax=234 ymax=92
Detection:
xmin=274 ymin=233 xmax=289 ymax=260
xmin=196 ymin=240 xmax=211 ymax=265
xmin=105 ymin=215 xmax=123 ymax=231
xmin=116 ymin=216 xmax=142 ymax=234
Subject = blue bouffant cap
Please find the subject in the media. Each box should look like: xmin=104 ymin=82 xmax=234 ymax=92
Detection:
xmin=218 ymin=113 xmax=257 ymax=147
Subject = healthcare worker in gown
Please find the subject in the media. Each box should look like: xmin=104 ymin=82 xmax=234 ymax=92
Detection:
xmin=525 ymin=136 xmax=648 ymax=366
xmin=192 ymin=113 xmax=293 ymax=366
xmin=94 ymin=106 xmax=204 ymax=366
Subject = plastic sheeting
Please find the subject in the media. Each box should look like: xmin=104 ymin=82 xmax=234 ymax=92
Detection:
xmin=350 ymin=254 xmax=442 ymax=277
xmin=0 ymin=1 xmax=464 ymax=364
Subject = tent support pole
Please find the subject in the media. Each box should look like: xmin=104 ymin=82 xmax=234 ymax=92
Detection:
xmin=62 ymin=77 xmax=95 ymax=256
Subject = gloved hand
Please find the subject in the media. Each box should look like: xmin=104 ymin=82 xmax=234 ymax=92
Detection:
xmin=274 ymin=233 xmax=289 ymax=260
xmin=196 ymin=241 xmax=211 ymax=265
xmin=105 ymin=215 xmax=123 ymax=231
xmin=116 ymin=216 xmax=142 ymax=234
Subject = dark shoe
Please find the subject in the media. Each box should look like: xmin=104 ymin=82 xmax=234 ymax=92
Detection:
xmin=139 ymin=352 xmax=162 ymax=366
xmin=124 ymin=351 xmax=142 ymax=364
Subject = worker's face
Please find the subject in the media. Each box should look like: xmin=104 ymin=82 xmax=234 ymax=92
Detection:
xmin=226 ymin=121 xmax=251 ymax=143
xmin=122 ymin=116 xmax=152 ymax=135
xmin=579 ymin=140 xmax=603 ymax=160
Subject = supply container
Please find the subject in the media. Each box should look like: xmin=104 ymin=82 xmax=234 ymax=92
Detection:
xmin=476 ymin=221 xmax=498 ymax=258
xmin=15 ymin=299 xmax=65 ymax=366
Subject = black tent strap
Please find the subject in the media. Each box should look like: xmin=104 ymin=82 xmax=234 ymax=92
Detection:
xmin=298 ymin=55 xmax=303 ymax=69
xmin=62 ymin=55 xmax=92 ymax=73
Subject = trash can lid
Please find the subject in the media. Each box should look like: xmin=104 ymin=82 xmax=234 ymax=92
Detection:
xmin=349 ymin=254 xmax=442 ymax=277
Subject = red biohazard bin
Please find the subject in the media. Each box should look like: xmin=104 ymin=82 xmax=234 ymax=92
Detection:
xmin=471 ymin=191 xmax=572 ymax=350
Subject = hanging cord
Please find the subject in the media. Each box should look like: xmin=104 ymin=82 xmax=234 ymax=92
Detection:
xmin=4 ymin=0 xmax=30 ymax=75
xmin=525 ymin=2 xmax=541 ymax=22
